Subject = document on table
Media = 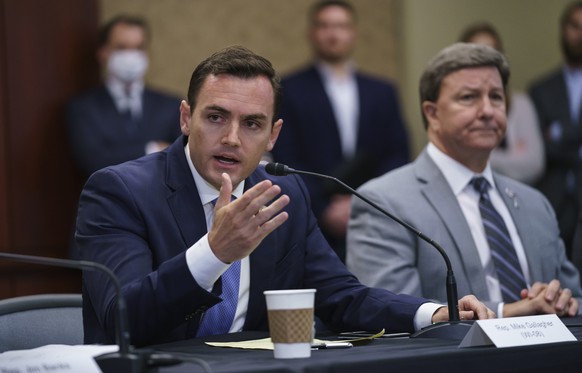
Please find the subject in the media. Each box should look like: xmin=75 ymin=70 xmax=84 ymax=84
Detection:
xmin=206 ymin=329 xmax=385 ymax=350
xmin=0 ymin=344 xmax=119 ymax=372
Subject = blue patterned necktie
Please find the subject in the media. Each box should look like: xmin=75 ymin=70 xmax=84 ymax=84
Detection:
xmin=196 ymin=197 xmax=241 ymax=337
xmin=471 ymin=177 xmax=527 ymax=303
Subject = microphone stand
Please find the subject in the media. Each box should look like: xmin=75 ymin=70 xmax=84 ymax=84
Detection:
xmin=0 ymin=252 xmax=152 ymax=372
xmin=266 ymin=163 xmax=473 ymax=340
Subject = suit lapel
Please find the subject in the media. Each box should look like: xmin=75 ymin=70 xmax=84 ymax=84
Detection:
xmin=553 ymin=73 xmax=575 ymax=126
xmin=309 ymin=66 xmax=345 ymax=157
xmin=95 ymin=86 xmax=137 ymax=139
xmin=356 ymin=74 xmax=367 ymax=145
xmin=493 ymin=175 xmax=542 ymax=282
xmin=165 ymin=137 xmax=208 ymax=247
xmin=415 ymin=151 xmax=489 ymax=298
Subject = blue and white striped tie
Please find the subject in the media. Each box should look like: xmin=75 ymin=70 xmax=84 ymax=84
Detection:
xmin=472 ymin=177 xmax=527 ymax=303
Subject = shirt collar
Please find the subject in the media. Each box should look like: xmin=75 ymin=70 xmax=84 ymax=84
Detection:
xmin=562 ymin=64 xmax=582 ymax=78
xmin=316 ymin=61 xmax=356 ymax=82
xmin=106 ymin=77 xmax=144 ymax=101
xmin=183 ymin=145 xmax=244 ymax=205
xmin=426 ymin=142 xmax=495 ymax=195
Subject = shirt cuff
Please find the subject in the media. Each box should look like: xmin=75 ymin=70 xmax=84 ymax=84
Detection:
xmin=413 ymin=302 xmax=445 ymax=331
xmin=185 ymin=233 xmax=229 ymax=292
xmin=497 ymin=302 xmax=504 ymax=318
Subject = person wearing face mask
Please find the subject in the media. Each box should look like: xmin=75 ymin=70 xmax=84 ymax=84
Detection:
xmin=66 ymin=14 xmax=181 ymax=178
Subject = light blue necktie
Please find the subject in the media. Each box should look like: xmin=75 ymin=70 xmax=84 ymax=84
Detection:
xmin=472 ymin=177 xmax=527 ymax=303
xmin=196 ymin=197 xmax=240 ymax=337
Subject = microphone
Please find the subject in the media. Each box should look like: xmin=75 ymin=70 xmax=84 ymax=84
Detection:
xmin=0 ymin=252 xmax=174 ymax=372
xmin=265 ymin=162 xmax=473 ymax=340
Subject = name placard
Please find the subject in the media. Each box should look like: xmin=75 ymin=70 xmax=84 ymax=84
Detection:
xmin=459 ymin=314 xmax=577 ymax=348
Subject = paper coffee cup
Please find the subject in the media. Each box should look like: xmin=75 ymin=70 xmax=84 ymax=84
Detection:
xmin=264 ymin=289 xmax=316 ymax=359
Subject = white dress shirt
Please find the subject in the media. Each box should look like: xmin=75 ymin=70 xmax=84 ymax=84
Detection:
xmin=317 ymin=63 xmax=359 ymax=158
xmin=106 ymin=77 xmax=144 ymax=119
xmin=563 ymin=65 xmax=582 ymax=123
xmin=427 ymin=143 xmax=532 ymax=317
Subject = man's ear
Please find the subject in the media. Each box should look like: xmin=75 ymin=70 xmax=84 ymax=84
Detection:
xmin=422 ymin=101 xmax=439 ymax=130
xmin=422 ymin=101 xmax=437 ymax=119
xmin=97 ymin=46 xmax=108 ymax=68
xmin=266 ymin=119 xmax=283 ymax=152
xmin=180 ymin=101 xmax=192 ymax=136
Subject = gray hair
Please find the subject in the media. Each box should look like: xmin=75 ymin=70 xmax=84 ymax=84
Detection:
xmin=419 ymin=42 xmax=510 ymax=129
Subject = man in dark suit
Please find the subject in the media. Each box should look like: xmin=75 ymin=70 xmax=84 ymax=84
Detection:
xmin=76 ymin=46 xmax=493 ymax=347
xmin=271 ymin=1 xmax=409 ymax=261
xmin=528 ymin=1 xmax=582 ymax=257
xmin=66 ymin=14 xmax=181 ymax=178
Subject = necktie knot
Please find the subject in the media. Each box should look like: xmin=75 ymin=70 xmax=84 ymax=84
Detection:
xmin=210 ymin=195 xmax=235 ymax=207
xmin=471 ymin=176 xmax=489 ymax=198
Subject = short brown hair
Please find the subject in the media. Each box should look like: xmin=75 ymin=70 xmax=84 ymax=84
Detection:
xmin=98 ymin=14 xmax=150 ymax=48
xmin=458 ymin=22 xmax=504 ymax=53
xmin=186 ymin=46 xmax=281 ymax=119
xmin=560 ymin=1 xmax=582 ymax=30
xmin=309 ymin=0 xmax=357 ymax=25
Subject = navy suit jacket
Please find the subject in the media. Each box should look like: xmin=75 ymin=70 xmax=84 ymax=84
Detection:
xmin=529 ymin=69 xmax=582 ymax=253
xmin=528 ymin=69 xmax=582 ymax=211
xmin=66 ymin=85 xmax=182 ymax=177
xmin=76 ymin=136 xmax=426 ymax=346
xmin=272 ymin=65 xmax=410 ymax=218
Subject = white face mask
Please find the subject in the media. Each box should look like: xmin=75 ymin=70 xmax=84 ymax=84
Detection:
xmin=107 ymin=50 xmax=149 ymax=83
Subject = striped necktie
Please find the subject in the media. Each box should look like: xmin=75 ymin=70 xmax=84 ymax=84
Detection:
xmin=196 ymin=197 xmax=240 ymax=337
xmin=471 ymin=177 xmax=527 ymax=303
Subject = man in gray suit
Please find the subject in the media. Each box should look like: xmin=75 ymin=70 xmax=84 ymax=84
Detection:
xmin=346 ymin=43 xmax=582 ymax=318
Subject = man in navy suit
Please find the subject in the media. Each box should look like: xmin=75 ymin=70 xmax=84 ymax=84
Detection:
xmin=528 ymin=1 xmax=582 ymax=258
xmin=76 ymin=45 xmax=493 ymax=346
xmin=66 ymin=15 xmax=181 ymax=178
xmin=271 ymin=1 xmax=409 ymax=261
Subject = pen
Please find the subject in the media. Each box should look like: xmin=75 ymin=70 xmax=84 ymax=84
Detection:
xmin=311 ymin=342 xmax=353 ymax=350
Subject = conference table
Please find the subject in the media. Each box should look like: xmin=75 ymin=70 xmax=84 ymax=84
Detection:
xmin=150 ymin=318 xmax=582 ymax=373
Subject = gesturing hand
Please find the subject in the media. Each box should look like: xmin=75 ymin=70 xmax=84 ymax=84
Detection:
xmin=208 ymin=173 xmax=290 ymax=264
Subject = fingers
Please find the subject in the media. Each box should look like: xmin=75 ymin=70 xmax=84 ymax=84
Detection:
xmin=506 ymin=280 xmax=576 ymax=317
xmin=216 ymin=173 xmax=234 ymax=209
xmin=527 ymin=282 xmax=546 ymax=299
xmin=555 ymin=287 xmax=572 ymax=315
xmin=208 ymin=177 xmax=290 ymax=263
xmin=458 ymin=295 xmax=496 ymax=320
xmin=459 ymin=310 xmax=475 ymax=321
xmin=544 ymin=279 xmax=561 ymax=303
xmin=459 ymin=308 xmax=495 ymax=320
xmin=253 ymin=194 xmax=290 ymax=229
xmin=567 ymin=297 xmax=579 ymax=317
xmin=236 ymin=179 xmax=282 ymax=217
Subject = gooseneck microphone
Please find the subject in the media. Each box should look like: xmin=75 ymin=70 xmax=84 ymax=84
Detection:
xmin=0 ymin=252 xmax=177 ymax=372
xmin=265 ymin=162 xmax=473 ymax=340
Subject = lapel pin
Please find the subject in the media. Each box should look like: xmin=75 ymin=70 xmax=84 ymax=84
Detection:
xmin=504 ymin=187 xmax=518 ymax=209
